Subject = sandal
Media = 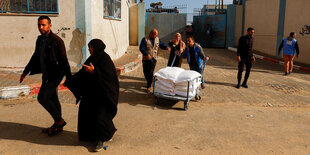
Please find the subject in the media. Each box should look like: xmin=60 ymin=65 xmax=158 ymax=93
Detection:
xmin=42 ymin=121 xmax=67 ymax=136
xmin=42 ymin=124 xmax=56 ymax=133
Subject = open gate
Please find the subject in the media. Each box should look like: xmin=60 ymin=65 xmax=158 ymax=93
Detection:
xmin=192 ymin=14 xmax=227 ymax=48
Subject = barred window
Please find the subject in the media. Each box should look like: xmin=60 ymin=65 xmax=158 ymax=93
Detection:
xmin=0 ymin=0 xmax=58 ymax=14
xmin=104 ymin=0 xmax=121 ymax=19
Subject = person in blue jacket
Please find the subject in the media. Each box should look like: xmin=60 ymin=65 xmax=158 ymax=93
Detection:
xmin=183 ymin=36 xmax=209 ymax=89
xmin=278 ymin=32 xmax=300 ymax=75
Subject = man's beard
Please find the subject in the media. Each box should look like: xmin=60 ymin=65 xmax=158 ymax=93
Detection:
xmin=40 ymin=30 xmax=49 ymax=35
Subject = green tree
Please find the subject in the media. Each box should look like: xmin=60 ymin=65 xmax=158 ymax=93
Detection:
xmin=150 ymin=2 xmax=163 ymax=8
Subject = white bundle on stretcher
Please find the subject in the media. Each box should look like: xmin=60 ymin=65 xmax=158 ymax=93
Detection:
xmin=154 ymin=67 xmax=202 ymax=98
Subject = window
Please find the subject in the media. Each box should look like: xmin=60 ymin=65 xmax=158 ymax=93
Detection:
xmin=104 ymin=0 xmax=121 ymax=19
xmin=0 ymin=0 xmax=58 ymax=14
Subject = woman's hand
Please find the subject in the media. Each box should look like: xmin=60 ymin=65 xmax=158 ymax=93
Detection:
xmin=180 ymin=41 xmax=185 ymax=53
xmin=173 ymin=39 xmax=179 ymax=45
xmin=20 ymin=73 xmax=27 ymax=83
xmin=175 ymin=50 xmax=180 ymax=56
xmin=82 ymin=63 xmax=95 ymax=74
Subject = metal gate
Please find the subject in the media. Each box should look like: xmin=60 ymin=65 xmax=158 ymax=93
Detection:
xmin=192 ymin=14 xmax=227 ymax=48
xmin=145 ymin=13 xmax=187 ymax=44
xmin=226 ymin=5 xmax=236 ymax=48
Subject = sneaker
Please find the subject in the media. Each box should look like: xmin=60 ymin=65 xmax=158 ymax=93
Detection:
xmin=94 ymin=141 xmax=104 ymax=152
xmin=201 ymin=83 xmax=205 ymax=89
xmin=241 ymin=84 xmax=248 ymax=88
xmin=235 ymin=84 xmax=240 ymax=89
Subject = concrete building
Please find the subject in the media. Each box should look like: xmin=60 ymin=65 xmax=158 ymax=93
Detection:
xmin=200 ymin=4 xmax=227 ymax=15
xmin=234 ymin=0 xmax=310 ymax=65
xmin=129 ymin=2 xmax=145 ymax=46
xmin=0 ymin=0 xmax=138 ymax=67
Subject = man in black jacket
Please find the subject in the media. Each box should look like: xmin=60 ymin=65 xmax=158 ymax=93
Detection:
xmin=20 ymin=16 xmax=71 ymax=136
xmin=236 ymin=27 xmax=255 ymax=88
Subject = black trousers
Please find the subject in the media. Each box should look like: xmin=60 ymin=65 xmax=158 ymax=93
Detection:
xmin=37 ymin=75 xmax=63 ymax=122
xmin=142 ymin=59 xmax=157 ymax=88
xmin=237 ymin=56 xmax=252 ymax=85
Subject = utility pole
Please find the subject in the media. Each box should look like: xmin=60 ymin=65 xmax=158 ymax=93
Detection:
xmin=207 ymin=0 xmax=209 ymax=13
xmin=219 ymin=0 xmax=222 ymax=9
xmin=241 ymin=0 xmax=246 ymax=35
xmin=218 ymin=0 xmax=221 ymax=13
xmin=215 ymin=0 xmax=217 ymax=12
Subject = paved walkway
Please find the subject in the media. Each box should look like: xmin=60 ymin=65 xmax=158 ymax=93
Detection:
xmin=0 ymin=47 xmax=310 ymax=154
xmin=119 ymin=48 xmax=310 ymax=106
xmin=0 ymin=46 xmax=141 ymax=99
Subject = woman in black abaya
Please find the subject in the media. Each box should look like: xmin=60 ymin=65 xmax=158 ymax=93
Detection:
xmin=167 ymin=33 xmax=186 ymax=67
xmin=68 ymin=39 xmax=119 ymax=152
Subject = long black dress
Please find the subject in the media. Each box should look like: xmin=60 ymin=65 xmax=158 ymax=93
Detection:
xmin=68 ymin=39 xmax=119 ymax=142
xmin=167 ymin=41 xmax=183 ymax=67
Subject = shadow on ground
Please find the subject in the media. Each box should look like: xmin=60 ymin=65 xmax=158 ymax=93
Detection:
xmin=118 ymin=75 xmax=148 ymax=105
xmin=0 ymin=121 xmax=96 ymax=152
xmin=206 ymin=81 xmax=236 ymax=87
xmin=155 ymin=98 xmax=190 ymax=111
xmin=118 ymin=75 xmax=187 ymax=111
xmin=205 ymin=48 xmax=309 ymax=76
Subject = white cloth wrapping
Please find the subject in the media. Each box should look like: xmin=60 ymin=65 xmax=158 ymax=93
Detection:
xmin=174 ymin=70 xmax=201 ymax=97
xmin=154 ymin=67 xmax=202 ymax=97
xmin=154 ymin=77 xmax=175 ymax=95
xmin=154 ymin=67 xmax=185 ymax=81
xmin=174 ymin=70 xmax=201 ymax=83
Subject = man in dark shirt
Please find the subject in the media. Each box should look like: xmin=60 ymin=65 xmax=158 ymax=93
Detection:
xmin=20 ymin=16 xmax=71 ymax=136
xmin=139 ymin=29 xmax=170 ymax=93
xmin=236 ymin=27 xmax=256 ymax=88
xmin=189 ymin=46 xmax=198 ymax=68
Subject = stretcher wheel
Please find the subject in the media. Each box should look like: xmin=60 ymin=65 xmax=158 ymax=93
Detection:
xmin=195 ymin=95 xmax=201 ymax=100
xmin=155 ymin=97 xmax=160 ymax=105
xmin=184 ymin=101 xmax=188 ymax=111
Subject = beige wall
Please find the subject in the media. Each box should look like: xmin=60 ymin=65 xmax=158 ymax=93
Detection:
xmin=0 ymin=0 xmax=79 ymax=67
xmin=0 ymin=0 xmax=130 ymax=67
xmin=234 ymin=5 xmax=243 ymax=46
xmin=129 ymin=4 xmax=139 ymax=45
xmin=244 ymin=0 xmax=280 ymax=56
xmin=284 ymin=0 xmax=310 ymax=64
xmin=91 ymin=0 xmax=129 ymax=60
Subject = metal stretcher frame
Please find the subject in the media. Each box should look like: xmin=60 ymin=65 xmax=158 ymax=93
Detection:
xmin=153 ymin=75 xmax=201 ymax=111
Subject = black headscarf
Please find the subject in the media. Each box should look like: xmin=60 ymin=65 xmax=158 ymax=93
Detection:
xmin=88 ymin=39 xmax=106 ymax=63
xmin=69 ymin=39 xmax=119 ymax=118
xmin=87 ymin=39 xmax=119 ymax=117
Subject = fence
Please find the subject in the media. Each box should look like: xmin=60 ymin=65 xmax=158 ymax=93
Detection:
xmin=145 ymin=13 xmax=187 ymax=44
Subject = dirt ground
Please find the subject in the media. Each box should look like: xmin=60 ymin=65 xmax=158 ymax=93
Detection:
xmin=0 ymin=48 xmax=310 ymax=154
